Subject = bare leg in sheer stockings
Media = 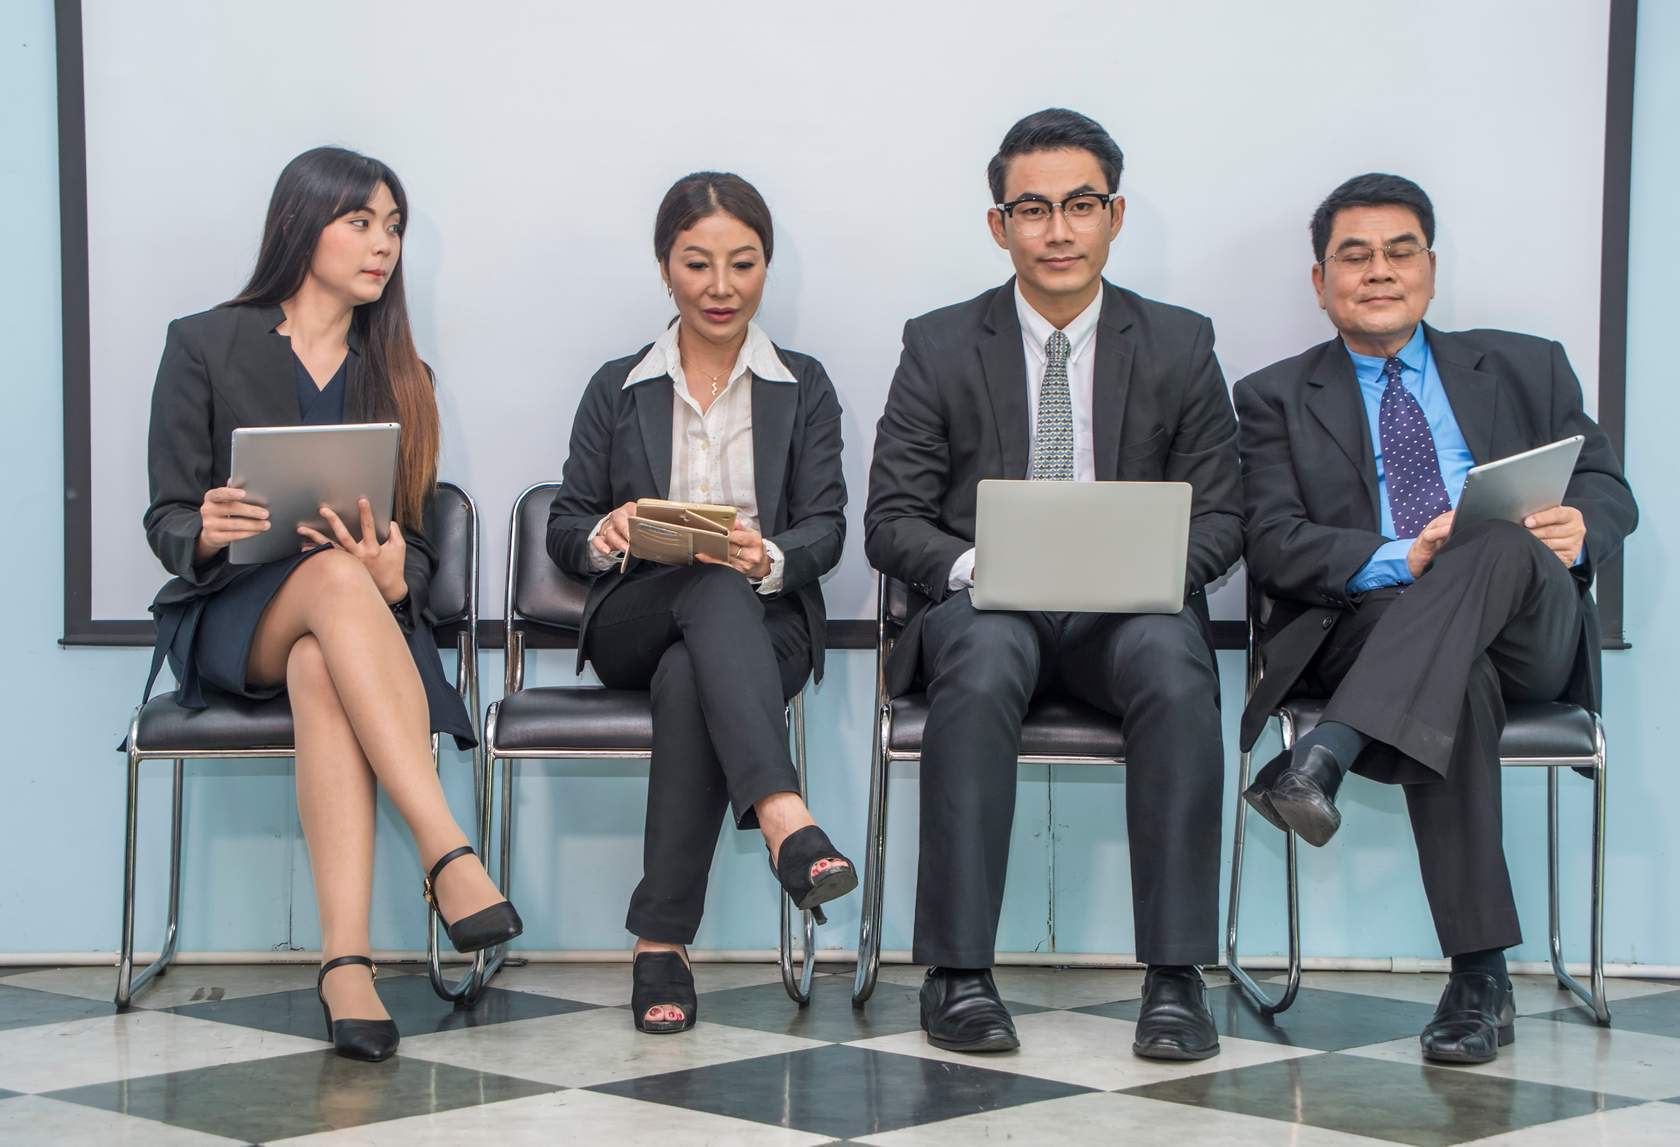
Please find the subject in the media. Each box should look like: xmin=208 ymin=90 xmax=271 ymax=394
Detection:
xmin=246 ymin=547 xmax=503 ymax=1022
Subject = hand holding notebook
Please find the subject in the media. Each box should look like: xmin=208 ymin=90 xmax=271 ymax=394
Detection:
xmin=620 ymin=499 xmax=738 ymax=569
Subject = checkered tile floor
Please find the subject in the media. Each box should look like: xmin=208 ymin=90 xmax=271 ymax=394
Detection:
xmin=2 ymin=962 xmax=1678 ymax=1144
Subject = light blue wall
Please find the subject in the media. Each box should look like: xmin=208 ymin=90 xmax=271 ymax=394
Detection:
xmin=2 ymin=0 xmax=1674 ymax=967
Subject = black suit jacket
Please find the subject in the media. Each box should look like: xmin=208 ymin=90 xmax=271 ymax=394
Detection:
xmin=865 ymin=279 xmax=1244 ymax=696
xmin=145 ymin=303 xmax=443 ymax=623
xmin=1233 ymin=325 xmax=1638 ymax=750
xmin=546 ymin=344 xmax=847 ymax=682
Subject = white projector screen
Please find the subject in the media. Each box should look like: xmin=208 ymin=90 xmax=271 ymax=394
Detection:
xmin=75 ymin=0 xmax=1612 ymax=627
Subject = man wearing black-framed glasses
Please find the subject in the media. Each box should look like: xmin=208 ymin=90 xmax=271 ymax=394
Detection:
xmin=865 ymin=107 xmax=1241 ymax=1060
xmin=1234 ymin=173 xmax=1637 ymax=1063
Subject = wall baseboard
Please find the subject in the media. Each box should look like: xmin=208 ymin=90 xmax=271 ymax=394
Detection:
xmin=7 ymin=949 xmax=1677 ymax=979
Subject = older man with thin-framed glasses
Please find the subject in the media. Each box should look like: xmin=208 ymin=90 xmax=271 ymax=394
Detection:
xmin=1234 ymin=172 xmax=1637 ymax=1064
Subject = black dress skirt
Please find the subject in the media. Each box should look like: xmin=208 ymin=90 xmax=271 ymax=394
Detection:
xmin=145 ymin=354 xmax=476 ymax=749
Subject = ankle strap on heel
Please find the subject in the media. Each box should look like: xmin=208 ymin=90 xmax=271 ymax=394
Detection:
xmin=319 ymin=954 xmax=377 ymax=985
xmin=422 ymin=845 xmax=477 ymax=905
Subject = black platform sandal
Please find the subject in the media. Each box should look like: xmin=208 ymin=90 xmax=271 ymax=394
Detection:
xmin=632 ymin=949 xmax=698 ymax=1035
xmin=424 ymin=845 xmax=524 ymax=953
xmin=769 ymin=825 xmax=858 ymax=925
xmin=318 ymin=955 xmax=400 ymax=1062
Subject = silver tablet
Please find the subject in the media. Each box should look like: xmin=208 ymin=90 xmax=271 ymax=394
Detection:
xmin=971 ymin=480 xmax=1191 ymax=614
xmin=227 ymin=422 xmax=400 ymax=565
xmin=1452 ymin=435 xmax=1584 ymax=534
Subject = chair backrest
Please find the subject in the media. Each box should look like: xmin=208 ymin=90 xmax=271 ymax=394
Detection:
xmin=424 ymin=481 xmax=477 ymax=628
xmin=506 ymin=482 xmax=591 ymax=631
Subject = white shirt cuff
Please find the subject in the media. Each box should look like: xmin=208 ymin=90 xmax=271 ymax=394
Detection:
xmin=948 ymin=547 xmax=976 ymax=591
xmin=754 ymin=538 xmax=786 ymax=595
xmin=586 ymin=516 xmax=622 ymax=572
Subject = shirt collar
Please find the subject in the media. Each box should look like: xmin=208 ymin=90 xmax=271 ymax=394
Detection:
xmin=623 ymin=319 xmax=796 ymax=389
xmin=1345 ymin=322 xmax=1428 ymax=384
xmin=1014 ymin=281 xmax=1103 ymax=362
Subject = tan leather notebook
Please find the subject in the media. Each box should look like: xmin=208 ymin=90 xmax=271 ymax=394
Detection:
xmin=621 ymin=499 xmax=737 ymax=569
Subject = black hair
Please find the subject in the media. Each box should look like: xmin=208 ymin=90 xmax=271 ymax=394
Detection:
xmin=1310 ymin=173 xmax=1436 ymax=262
xmin=653 ymin=172 xmax=774 ymax=266
xmin=227 ymin=145 xmax=437 ymax=529
xmin=987 ymin=108 xmax=1124 ymax=203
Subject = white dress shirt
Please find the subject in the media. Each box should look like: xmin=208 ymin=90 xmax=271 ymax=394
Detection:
xmin=588 ymin=320 xmax=792 ymax=594
xmin=948 ymin=285 xmax=1103 ymax=589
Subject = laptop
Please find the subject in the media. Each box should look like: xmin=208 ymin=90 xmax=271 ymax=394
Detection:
xmin=970 ymin=480 xmax=1191 ymax=613
xmin=227 ymin=422 xmax=400 ymax=564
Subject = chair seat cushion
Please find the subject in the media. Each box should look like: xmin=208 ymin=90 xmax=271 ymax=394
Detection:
xmin=134 ymin=691 xmax=296 ymax=753
xmin=492 ymin=687 xmax=654 ymax=753
xmin=1277 ymin=698 xmax=1598 ymax=761
xmin=888 ymin=694 xmax=1126 ymax=761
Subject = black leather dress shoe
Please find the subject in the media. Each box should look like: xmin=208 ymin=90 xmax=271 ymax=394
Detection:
xmin=1265 ymin=744 xmax=1346 ymax=846
xmin=1420 ymin=972 xmax=1515 ymax=1064
xmin=1133 ymin=966 xmax=1220 ymax=1061
xmin=1242 ymin=770 xmax=1290 ymax=834
xmin=920 ymin=967 xmax=1019 ymax=1053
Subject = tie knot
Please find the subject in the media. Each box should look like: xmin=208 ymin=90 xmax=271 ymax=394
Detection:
xmin=1382 ymin=356 xmax=1405 ymax=386
xmin=1046 ymin=328 xmax=1071 ymax=366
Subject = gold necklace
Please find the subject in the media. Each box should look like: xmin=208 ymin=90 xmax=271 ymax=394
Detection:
xmin=686 ymin=359 xmax=727 ymax=397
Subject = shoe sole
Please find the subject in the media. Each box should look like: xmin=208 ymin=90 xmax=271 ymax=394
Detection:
xmin=1267 ymin=782 xmax=1342 ymax=847
xmin=1242 ymin=784 xmax=1289 ymax=833
xmin=450 ymin=923 xmax=523 ymax=955
xmin=1132 ymin=1040 xmax=1220 ymax=1062
xmin=925 ymin=1031 xmax=1020 ymax=1053
xmin=797 ymin=867 xmax=859 ymax=912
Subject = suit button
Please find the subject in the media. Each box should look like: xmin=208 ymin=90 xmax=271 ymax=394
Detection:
xmin=1321 ymin=617 xmax=1334 ymax=630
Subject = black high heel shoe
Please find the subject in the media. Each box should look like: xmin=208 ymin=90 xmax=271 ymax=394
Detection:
xmin=632 ymin=948 xmax=698 ymax=1035
xmin=318 ymin=955 xmax=399 ymax=1062
xmin=424 ymin=845 xmax=524 ymax=953
xmin=769 ymin=825 xmax=857 ymax=925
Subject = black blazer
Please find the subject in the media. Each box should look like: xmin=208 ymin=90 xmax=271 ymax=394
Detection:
xmin=1233 ymin=325 xmax=1638 ymax=750
xmin=144 ymin=303 xmax=443 ymax=622
xmin=546 ymin=344 xmax=847 ymax=682
xmin=864 ymin=279 xmax=1244 ymax=696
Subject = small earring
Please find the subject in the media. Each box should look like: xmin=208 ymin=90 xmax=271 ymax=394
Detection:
xmin=665 ymin=284 xmax=673 ymax=297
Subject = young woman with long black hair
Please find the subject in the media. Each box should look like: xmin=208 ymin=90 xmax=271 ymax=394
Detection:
xmin=143 ymin=146 xmax=520 ymax=1062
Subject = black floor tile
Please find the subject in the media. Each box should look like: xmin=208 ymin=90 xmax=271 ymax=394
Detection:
xmin=44 ymin=1048 xmax=561 ymax=1142
xmin=591 ymin=1043 xmax=1091 ymax=1139
xmin=1539 ymin=988 xmax=1680 ymax=1039
xmin=1080 ymin=983 xmax=1438 ymax=1051
xmin=693 ymin=977 xmax=1046 ymax=1044
xmin=168 ymin=974 xmax=591 ymax=1040
xmin=1122 ymin=1051 xmax=1638 ymax=1147
xmin=0 ymin=984 xmax=114 ymax=1033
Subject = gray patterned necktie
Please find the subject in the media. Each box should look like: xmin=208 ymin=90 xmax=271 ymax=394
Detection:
xmin=1030 ymin=328 xmax=1074 ymax=480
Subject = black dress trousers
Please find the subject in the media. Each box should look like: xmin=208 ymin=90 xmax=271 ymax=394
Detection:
xmin=586 ymin=562 xmax=812 ymax=944
xmin=1308 ymin=517 xmax=1583 ymax=955
xmin=912 ymin=591 xmax=1224 ymax=969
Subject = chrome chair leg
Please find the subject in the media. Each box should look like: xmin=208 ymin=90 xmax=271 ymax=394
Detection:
xmin=116 ymin=736 xmax=184 ymax=1011
xmin=851 ymin=703 xmax=892 ymax=1007
xmin=1225 ymin=718 xmax=1302 ymax=1018
xmin=1546 ymin=724 xmax=1611 ymax=1025
xmin=780 ymin=691 xmax=817 ymax=1005
xmin=426 ymin=733 xmax=485 ymax=1004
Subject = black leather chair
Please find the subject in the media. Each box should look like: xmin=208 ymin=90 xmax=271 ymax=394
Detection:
xmin=116 ymin=483 xmax=492 ymax=1008
xmin=1225 ymin=589 xmax=1610 ymax=1023
xmin=851 ymin=574 xmax=1129 ymax=1006
xmin=482 ymin=483 xmax=820 ymax=1003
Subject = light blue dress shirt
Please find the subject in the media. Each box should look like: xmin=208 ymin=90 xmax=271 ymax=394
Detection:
xmin=1346 ymin=325 xmax=1475 ymax=592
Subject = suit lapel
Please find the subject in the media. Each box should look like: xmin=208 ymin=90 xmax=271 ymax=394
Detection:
xmin=752 ymin=373 xmax=796 ymax=530
xmin=633 ymin=377 xmax=674 ymax=499
xmin=979 ymin=284 xmax=1030 ymax=478
xmin=1426 ymin=326 xmax=1499 ymax=465
xmin=1092 ymin=283 xmax=1135 ymax=479
xmin=1306 ymin=341 xmax=1380 ymax=525
xmin=230 ymin=304 xmax=304 ymax=426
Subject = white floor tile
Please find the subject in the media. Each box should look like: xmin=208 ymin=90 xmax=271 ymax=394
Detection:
xmin=0 ymin=1009 xmax=323 ymax=1093
xmin=0 ymin=1094 xmax=244 ymax=1145
xmin=848 ymin=1009 xmax=1318 ymax=1091
xmin=399 ymin=1005 xmax=824 ymax=1087
xmin=271 ymin=1087 xmax=830 ymax=1146
xmin=1461 ymin=1099 xmax=1680 ymax=1145
xmin=1340 ymin=1016 xmax=1680 ymax=1100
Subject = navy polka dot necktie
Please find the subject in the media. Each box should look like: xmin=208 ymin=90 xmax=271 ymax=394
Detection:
xmin=1378 ymin=355 xmax=1452 ymax=537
